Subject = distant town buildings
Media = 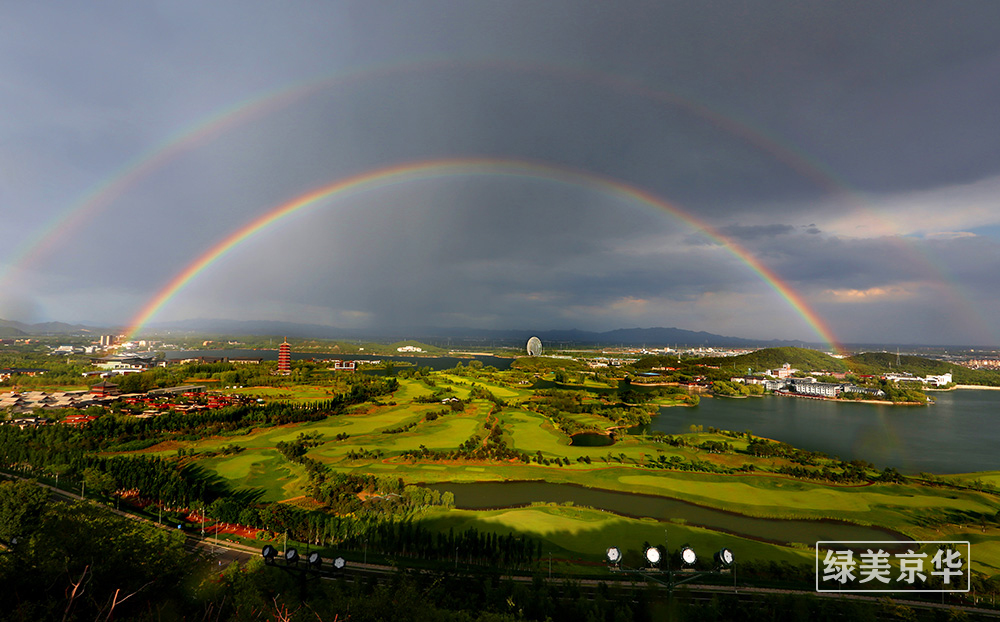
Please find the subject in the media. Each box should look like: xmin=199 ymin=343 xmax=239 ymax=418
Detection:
xmin=965 ymin=358 xmax=1000 ymax=369
xmin=0 ymin=368 xmax=47 ymax=382
xmin=728 ymin=361 xmax=952 ymax=399
xmin=92 ymin=353 xmax=160 ymax=371
xmin=332 ymin=360 xmax=356 ymax=372
xmin=396 ymin=345 xmax=423 ymax=353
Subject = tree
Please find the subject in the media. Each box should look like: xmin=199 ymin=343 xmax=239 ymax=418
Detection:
xmin=82 ymin=466 xmax=117 ymax=497
xmin=0 ymin=479 xmax=48 ymax=544
xmin=1 ymin=499 xmax=188 ymax=621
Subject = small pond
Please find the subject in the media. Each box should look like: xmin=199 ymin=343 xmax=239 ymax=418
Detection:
xmin=569 ymin=432 xmax=615 ymax=447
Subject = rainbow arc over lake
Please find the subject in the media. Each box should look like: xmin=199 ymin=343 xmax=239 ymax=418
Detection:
xmin=124 ymin=158 xmax=845 ymax=354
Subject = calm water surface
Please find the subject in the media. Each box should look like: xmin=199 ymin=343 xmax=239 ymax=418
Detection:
xmin=429 ymin=481 xmax=910 ymax=546
xmin=645 ymin=389 xmax=1000 ymax=474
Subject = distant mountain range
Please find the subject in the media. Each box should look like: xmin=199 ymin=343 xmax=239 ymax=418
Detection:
xmin=0 ymin=316 xmax=819 ymax=347
xmin=0 ymin=319 xmax=95 ymax=336
xmin=140 ymin=318 xmax=810 ymax=348
xmin=0 ymin=316 xmax=950 ymax=350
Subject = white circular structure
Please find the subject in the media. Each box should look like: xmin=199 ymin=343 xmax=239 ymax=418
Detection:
xmin=644 ymin=546 xmax=661 ymax=565
xmin=606 ymin=546 xmax=622 ymax=564
xmin=680 ymin=546 xmax=697 ymax=566
xmin=716 ymin=548 xmax=734 ymax=567
xmin=526 ymin=336 xmax=542 ymax=356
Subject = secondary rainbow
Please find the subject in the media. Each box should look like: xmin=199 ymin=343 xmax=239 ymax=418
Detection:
xmin=8 ymin=59 xmax=988 ymax=343
xmin=124 ymin=158 xmax=845 ymax=354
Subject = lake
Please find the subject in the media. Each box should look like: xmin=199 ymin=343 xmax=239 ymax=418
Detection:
xmin=643 ymin=389 xmax=1000 ymax=474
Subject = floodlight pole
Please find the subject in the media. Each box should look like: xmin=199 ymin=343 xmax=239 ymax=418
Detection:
xmin=607 ymin=539 xmax=734 ymax=619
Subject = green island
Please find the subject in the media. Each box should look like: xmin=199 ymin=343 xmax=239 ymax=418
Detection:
xmin=3 ymin=341 xmax=1000 ymax=619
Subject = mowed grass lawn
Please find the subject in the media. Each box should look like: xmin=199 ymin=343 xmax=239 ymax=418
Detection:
xmin=178 ymin=400 xmax=1000 ymax=532
xmin=616 ymin=473 xmax=992 ymax=514
xmin=437 ymin=375 xmax=532 ymax=403
xmin=156 ymin=373 xmax=1000 ymax=570
xmin=199 ymin=450 xmax=309 ymax=501
xmin=420 ymin=505 xmax=813 ymax=570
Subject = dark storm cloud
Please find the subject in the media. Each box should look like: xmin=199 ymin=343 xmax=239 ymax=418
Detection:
xmin=716 ymin=224 xmax=797 ymax=240
xmin=3 ymin=1 xmax=1000 ymax=344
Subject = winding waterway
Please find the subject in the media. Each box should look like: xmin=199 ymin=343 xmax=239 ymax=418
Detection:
xmin=429 ymin=481 xmax=911 ymax=547
xmin=644 ymin=389 xmax=1000 ymax=474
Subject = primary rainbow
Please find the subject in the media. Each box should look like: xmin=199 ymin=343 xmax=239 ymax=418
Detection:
xmin=124 ymin=157 xmax=845 ymax=354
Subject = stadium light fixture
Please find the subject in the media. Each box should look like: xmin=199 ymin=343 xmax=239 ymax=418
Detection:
xmin=333 ymin=556 xmax=346 ymax=570
xmin=261 ymin=545 xmax=277 ymax=565
xmin=644 ymin=546 xmax=662 ymax=567
xmin=285 ymin=547 xmax=299 ymax=565
xmin=714 ymin=547 xmax=734 ymax=568
xmin=606 ymin=546 xmax=622 ymax=566
xmin=679 ymin=546 xmax=697 ymax=567
xmin=307 ymin=551 xmax=322 ymax=569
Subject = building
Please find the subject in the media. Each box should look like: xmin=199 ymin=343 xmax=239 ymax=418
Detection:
xmin=790 ymin=378 xmax=839 ymax=398
xmin=90 ymin=380 xmax=120 ymax=398
xmin=92 ymin=353 xmax=159 ymax=370
xmin=277 ymin=339 xmax=291 ymax=375
xmin=767 ymin=363 xmax=795 ymax=379
xmin=332 ymin=360 xmax=356 ymax=372
xmin=924 ymin=373 xmax=953 ymax=387
xmin=767 ymin=378 xmax=886 ymax=399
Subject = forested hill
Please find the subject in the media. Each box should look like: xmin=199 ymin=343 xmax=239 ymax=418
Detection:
xmin=697 ymin=347 xmax=849 ymax=373
xmin=844 ymin=352 xmax=1000 ymax=386
xmin=634 ymin=346 xmax=1000 ymax=386
xmin=0 ymin=326 xmax=25 ymax=337
xmin=844 ymin=352 xmax=955 ymax=375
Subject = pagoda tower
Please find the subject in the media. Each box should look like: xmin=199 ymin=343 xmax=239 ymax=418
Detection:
xmin=277 ymin=338 xmax=291 ymax=375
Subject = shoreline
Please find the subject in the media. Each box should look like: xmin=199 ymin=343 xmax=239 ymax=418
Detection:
xmin=772 ymin=390 xmax=924 ymax=406
xmin=955 ymin=384 xmax=1000 ymax=391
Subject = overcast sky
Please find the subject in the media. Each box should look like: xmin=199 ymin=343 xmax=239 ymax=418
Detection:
xmin=2 ymin=1 xmax=1000 ymax=346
